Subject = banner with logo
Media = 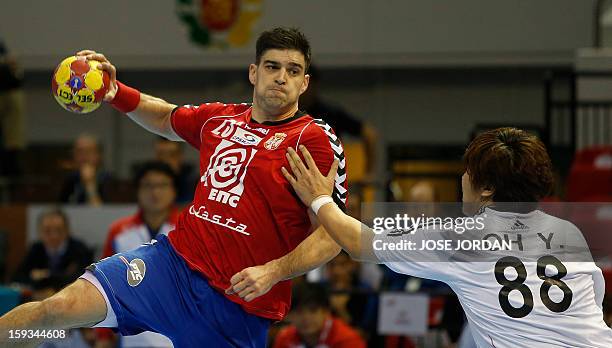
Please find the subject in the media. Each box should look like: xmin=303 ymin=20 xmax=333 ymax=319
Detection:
xmin=2 ymin=0 xmax=595 ymax=69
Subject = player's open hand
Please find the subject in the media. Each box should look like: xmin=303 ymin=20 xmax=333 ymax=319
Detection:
xmin=281 ymin=145 xmax=339 ymax=206
xmin=225 ymin=264 xmax=281 ymax=302
xmin=76 ymin=50 xmax=118 ymax=102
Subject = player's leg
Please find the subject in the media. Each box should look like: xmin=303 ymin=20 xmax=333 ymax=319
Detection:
xmin=0 ymin=278 xmax=107 ymax=348
xmin=172 ymin=258 xmax=271 ymax=347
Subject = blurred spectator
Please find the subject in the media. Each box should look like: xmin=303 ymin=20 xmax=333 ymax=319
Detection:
xmin=154 ymin=137 xmax=197 ymax=204
xmin=403 ymin=180 xmax=443 ymax=292
xmin=406 ymin=180 xmax=439 ymax=203
xmin=99 ymin=161 xmax=178 ymax=347
xmin=12 ymin=208 xmax=92 ymax=297
xmin=0 ymin=38 xmax=25 ymax=177
xmin=274 ymin=282 xmax=366 ymax=348
xmin=102 ymin=160 xmax=178 ymax=258
xmin=300 ymin=65 xmax=377 ymax=179
xmin=379 ymin=181 xmax=442 ymax=293
xmin=59 ymin=134 xmax=112 ymax=205
xmin=323 ymin=251 xmax=377 ymax=334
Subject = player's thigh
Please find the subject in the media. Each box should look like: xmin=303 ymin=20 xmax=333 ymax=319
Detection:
xmin=89 ymin=236 xmax=192 ymax=336
xmin=43 ymin=278 xmax=106 ymax=328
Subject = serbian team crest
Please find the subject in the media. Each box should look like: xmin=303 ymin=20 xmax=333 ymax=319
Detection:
xmin=176 ymin=0 xmax=264 ymax=48
xmin=264 ymin=133 xmax=287 ymax=150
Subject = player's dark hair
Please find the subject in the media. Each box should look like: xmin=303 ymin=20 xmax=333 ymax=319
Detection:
xmin=463 ymin=127 xmax=554 ymax=202
xmin=133 ymin=161 xmax=178 ymax=192
xmin=255 ymin=27 xmax=311 ymax=71
xmin=291 ymin=282 xmax=330 ymax=311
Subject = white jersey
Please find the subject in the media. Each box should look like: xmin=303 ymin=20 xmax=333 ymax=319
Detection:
xmin=373 ymin=207 xmax=612 ymax=348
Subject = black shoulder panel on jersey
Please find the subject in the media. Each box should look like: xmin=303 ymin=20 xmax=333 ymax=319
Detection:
xmin=312 ymin=119 xmax=347 ymax=211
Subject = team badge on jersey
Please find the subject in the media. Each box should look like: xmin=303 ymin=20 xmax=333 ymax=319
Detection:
xmin=119 ymin=256 xmax=146 ymax=287
xmin=264 ymin=133 xmax=287 ymax=150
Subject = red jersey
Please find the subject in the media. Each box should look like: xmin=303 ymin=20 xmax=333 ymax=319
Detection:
xmin=168 ymin=103 xmax=348 ymax=321
xmin=102 ymin=209 xmax=179 ymax=257
xmin=273 ymin=316 xmax=366 ymax=348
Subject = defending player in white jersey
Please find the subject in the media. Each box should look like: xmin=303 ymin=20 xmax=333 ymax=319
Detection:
xmin=281 ymin=127 xmax=612 ymax=348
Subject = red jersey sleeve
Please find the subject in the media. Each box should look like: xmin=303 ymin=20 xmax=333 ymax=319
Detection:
xmin=101 ymin=223 xmax=120 ymax=258
xmin=171 ymin=103 xmax=246 ymax=149
xmin=297 ymin=119 xmax=348 ymax=211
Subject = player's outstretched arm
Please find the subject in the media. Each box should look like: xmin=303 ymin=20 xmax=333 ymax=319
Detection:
xmin=281 ymin=146 xmax=378 ymax=263
xmin=77 ymin=50 xmax=180 ymax=141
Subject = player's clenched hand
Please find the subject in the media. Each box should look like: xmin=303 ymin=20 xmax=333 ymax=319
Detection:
xmin=76 ymin=50 xmax=118 ymax=102
xmin=225 ymin=264 xmax=281 ymax=302
xmin=281 ymin=145 xmax=339 ymax=206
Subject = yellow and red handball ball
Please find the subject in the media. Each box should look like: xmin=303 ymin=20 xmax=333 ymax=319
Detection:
xmin=51 ymin=56 xmax=110 ymax=114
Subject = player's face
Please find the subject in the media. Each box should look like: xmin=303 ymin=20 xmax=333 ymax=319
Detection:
xmin=289 ymin=307 xmax=328 ymax=337
xmin=73 ymin=137 xmax=100 ymax=167
xmin=138 ymin=171 xmax=176 ymax=214
xmin=249 ymin=49 xmax=309 ymax=115
xmin=39 ymin=215 xmax=68 ymax=251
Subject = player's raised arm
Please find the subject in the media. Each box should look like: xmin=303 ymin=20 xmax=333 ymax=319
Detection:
xmin=281 ymin=145 xmax=379 ymax=263
xmin=77 ymin=50 xmax=180 ymax=141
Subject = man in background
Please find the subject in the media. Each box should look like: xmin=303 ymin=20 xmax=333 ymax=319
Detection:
xmin=59 ymin=134 xmax=112 ymax=205
xmin=153 ymin=137 xmax=197 ymax=204
xmin=299 ymin=65 xmax=376 ymax=179
xmin=99 ymin=161 xmax=179 ymax=347
xmin=273 ymin=282 xmax=366 ymax=348
xmin=12 ymin=208 xmax=92 ymax=299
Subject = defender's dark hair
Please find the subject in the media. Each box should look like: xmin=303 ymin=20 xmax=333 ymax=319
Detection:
xmin=133 ymin=161 xmax=178 ymax=192
xmin=291 ymin=282 xmax=330 ymax=311
xmin=255 ymin=27 xmax=311 ymax=71
xmin=464 ymin=127 xmax=554 ymax=202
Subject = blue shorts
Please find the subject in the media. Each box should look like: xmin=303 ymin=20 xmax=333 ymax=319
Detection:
xmin=87 ymin=234 xmax=270 ymax=348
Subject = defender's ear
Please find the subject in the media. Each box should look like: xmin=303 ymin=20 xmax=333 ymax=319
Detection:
xmin=481 ymin=188 xmax=494 ymax=200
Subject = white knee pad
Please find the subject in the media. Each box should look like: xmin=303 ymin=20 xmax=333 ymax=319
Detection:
xmin=79 ymin=271 xmax=118 ymax=327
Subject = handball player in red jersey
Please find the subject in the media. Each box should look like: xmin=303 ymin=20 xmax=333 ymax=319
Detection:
xmin=0 ymin=27 xmax=347 ymax=348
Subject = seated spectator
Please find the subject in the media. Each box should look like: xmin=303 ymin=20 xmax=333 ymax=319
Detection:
xmin=98 ymin=161 xmax=178 ymax=347
xmin=102 ymin=161 xmax=179 ymax=257
xmin=323 ymin=251 xmax=377 ymax=334
xmin=274 ymin=282 xmax=366 ymax=348
xmin=154 ymin=137 xmax=198 ymax=204
xmin=300 ymin=65 xmax=377 ymax=180
xmin=12 ymin=208 xmax=92 ymax=296
xmin=59 ymin=133 xmax=112 ymax=205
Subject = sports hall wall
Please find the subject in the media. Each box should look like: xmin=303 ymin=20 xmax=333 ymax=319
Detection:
xmin=0 ymin=0 xmax=596 ymax=177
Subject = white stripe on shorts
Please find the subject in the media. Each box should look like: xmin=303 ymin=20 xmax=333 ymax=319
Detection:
xmin=79 ymin=271 xmax=118 ymax=327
